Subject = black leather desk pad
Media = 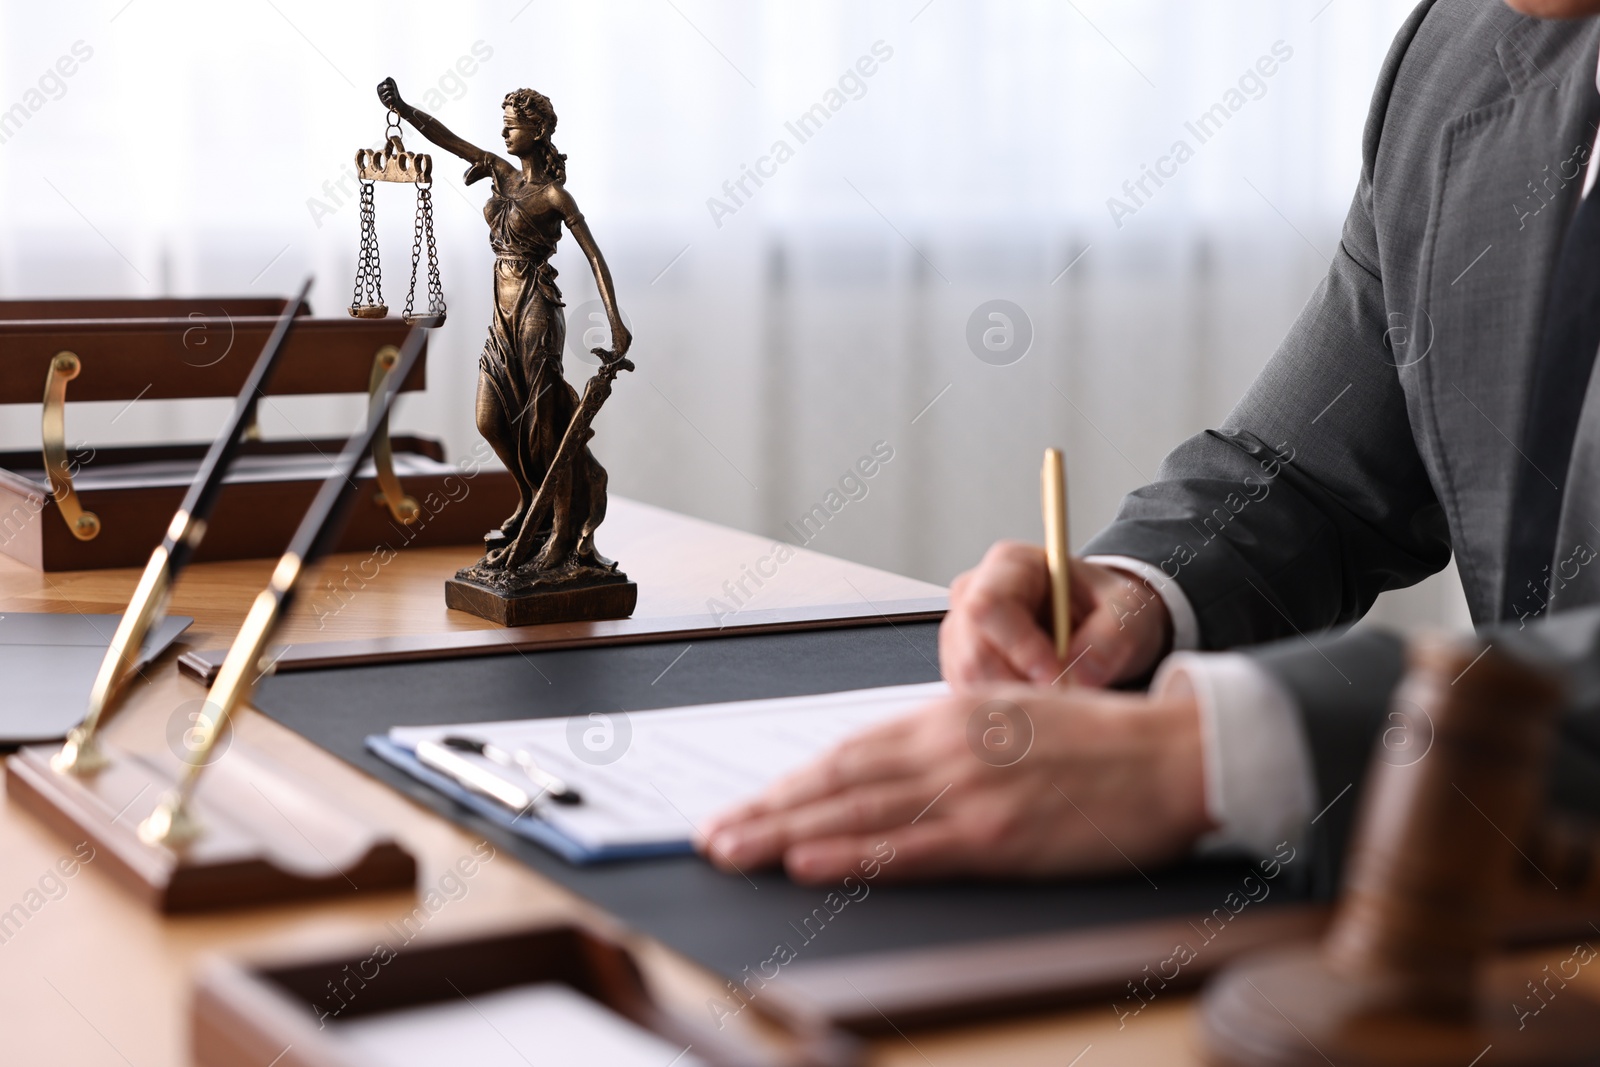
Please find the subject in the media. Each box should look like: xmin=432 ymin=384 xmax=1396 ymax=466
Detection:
xmin=1 ymin=612 xmax=193 ymax=747
xmin=255 ymin=623 xmax=1304 ymax=978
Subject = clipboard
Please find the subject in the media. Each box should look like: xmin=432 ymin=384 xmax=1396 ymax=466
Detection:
xmin=364 ymin=734 xmax=694 ymax=864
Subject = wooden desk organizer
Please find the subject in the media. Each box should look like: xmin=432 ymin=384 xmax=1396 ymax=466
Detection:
xmin=192 ymin=922 xmax=862 ymax=1067
xmin=0 ymin=296 xmax=516 ymax=570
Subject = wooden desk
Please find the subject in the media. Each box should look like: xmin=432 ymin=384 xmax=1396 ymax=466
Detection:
xmin=0 ymin=497 xmax=1586 ymax=1066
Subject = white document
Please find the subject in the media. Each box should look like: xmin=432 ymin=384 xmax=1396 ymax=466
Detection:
xmin=387 ymin=681 xmax=948 ymax=853
xmin=335 ymin=982 xmax=708 ymax=1067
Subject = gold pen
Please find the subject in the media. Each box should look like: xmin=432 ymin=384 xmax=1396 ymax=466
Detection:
xmin=1042 ymin=448 xmax=1070 ymax=662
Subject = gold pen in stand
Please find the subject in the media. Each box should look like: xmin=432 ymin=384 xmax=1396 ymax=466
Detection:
xmin=1042 ymin=448 xmax=1070 ymax=662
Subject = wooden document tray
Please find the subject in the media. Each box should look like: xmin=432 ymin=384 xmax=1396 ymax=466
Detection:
xmin=0 ymin=296 xmax=516 ymax=570
xmin=193 ymin=923 xmax=862 ymax=1067
xmin=0 ymin=436 xmax=511 ymax=570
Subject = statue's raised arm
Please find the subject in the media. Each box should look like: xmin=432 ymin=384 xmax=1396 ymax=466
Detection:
xmin=377 ymin=77 xmax=510 ymax=184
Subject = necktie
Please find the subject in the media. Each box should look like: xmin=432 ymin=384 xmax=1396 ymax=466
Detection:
xmin=1502 ymin=180 xmax=1600 ymax=621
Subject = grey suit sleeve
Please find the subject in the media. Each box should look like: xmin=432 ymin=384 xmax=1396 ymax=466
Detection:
xmin=1082 ymin=2 xmax=1449 ymax=651
xmin=1244 ymin=607 xmax=1600 ymax=896
xmin=1245 ymin=628 xmax=1406 ymax=898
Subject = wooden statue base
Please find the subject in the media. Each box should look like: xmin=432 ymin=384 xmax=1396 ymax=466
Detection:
xmin=445 ymin=567 xmax=637 ymax=626
xmin=5 ymin=743 xmax=415 ymax=913
xmin=1199 ymin=945 xmax=1600 ymax=1067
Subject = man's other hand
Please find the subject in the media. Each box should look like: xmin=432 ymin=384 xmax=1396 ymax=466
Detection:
xmin=698 ymin=682 xmax=1212 ymax=884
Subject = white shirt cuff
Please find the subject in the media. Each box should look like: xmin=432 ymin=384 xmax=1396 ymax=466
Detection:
xmin=1152 ymin=651 xmax=1316 ymax=858
xmin=1083 ymin=554 xmax=1200 ymax=651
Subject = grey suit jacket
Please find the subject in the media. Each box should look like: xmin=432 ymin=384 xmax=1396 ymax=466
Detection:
xmin=1082 ymin=0 xmax=1600 ymax=890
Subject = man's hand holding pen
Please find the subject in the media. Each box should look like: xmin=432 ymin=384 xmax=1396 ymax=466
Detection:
xmin=699 ymin=543 xmax=1209 ymax=883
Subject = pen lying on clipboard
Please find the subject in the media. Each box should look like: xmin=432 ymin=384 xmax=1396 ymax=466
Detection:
xmin=415 ymin=735 xmax=583 ymax=812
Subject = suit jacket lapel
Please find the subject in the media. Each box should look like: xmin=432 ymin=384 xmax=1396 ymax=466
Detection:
xmin=1410 ymin=17 xmax=1600 ymax=622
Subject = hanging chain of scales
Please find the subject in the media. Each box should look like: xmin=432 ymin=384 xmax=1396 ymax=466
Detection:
xmin=349 ymin=110 xmax=446 ymax=326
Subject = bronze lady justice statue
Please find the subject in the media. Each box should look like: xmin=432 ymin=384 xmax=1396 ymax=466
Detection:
xmin=376 ymin=78 xmax=638 ymax=624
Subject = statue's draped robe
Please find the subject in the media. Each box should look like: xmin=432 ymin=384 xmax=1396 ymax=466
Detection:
xmin=481 ymin=176 xmax=610 ymax=571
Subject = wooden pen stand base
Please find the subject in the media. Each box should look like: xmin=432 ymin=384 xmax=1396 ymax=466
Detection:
xmin=5 ymin=743 xmax=415 ymax=913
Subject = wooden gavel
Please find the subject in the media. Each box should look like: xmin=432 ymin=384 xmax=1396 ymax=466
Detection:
xmin=1200 ymin=636 xmax=1600 ymax=1066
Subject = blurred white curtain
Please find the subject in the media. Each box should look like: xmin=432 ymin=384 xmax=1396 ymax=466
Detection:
xmin=0 ymin=0 xmax=1469 ymax=628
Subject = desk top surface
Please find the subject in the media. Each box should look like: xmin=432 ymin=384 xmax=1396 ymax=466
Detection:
xmin=0 ymin=498 xmax=1270 ymax=1065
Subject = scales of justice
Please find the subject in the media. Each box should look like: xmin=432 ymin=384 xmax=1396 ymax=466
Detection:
xmin=361 ymin=77 xmax=638 ymax=626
